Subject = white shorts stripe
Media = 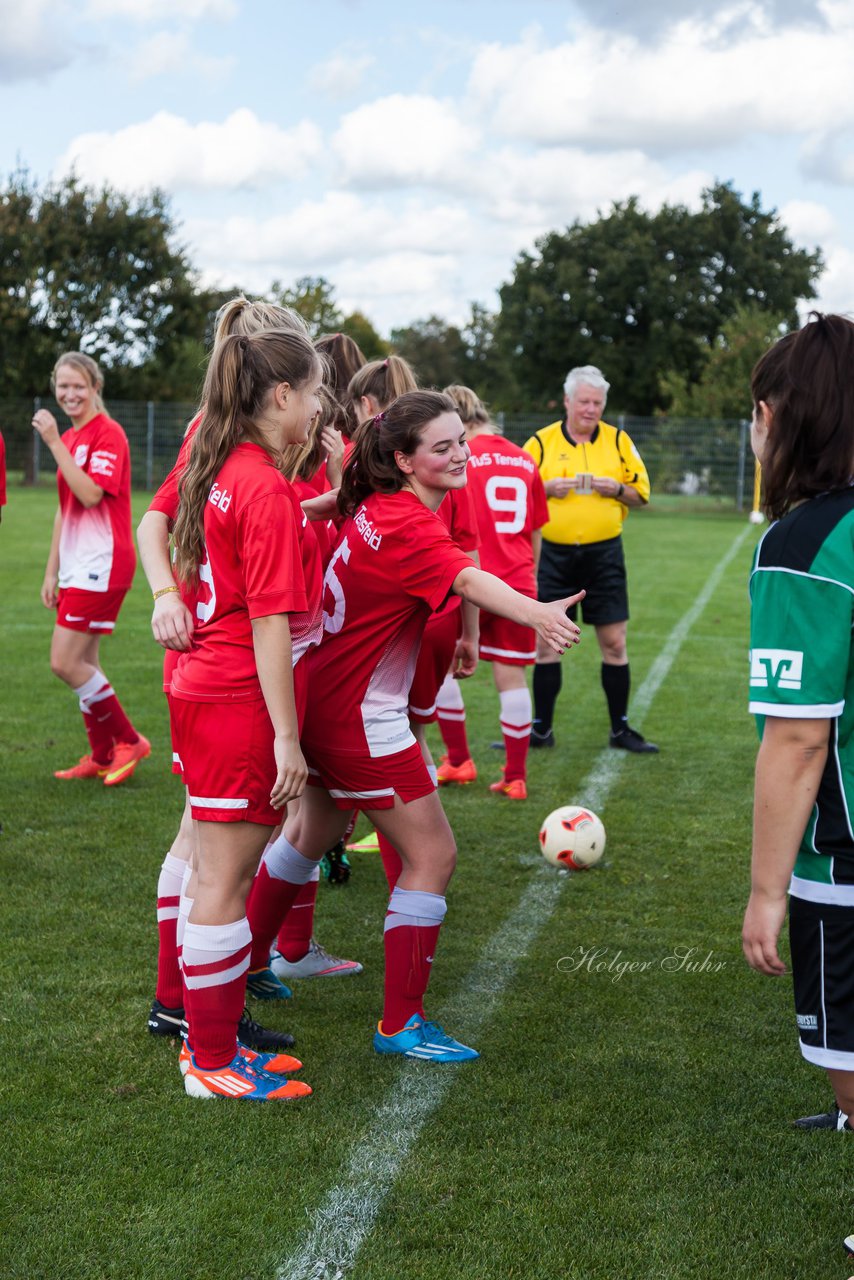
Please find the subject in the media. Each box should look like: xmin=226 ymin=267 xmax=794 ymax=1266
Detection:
xmin=799 ymin=1040 xmax=854 ymax=1070
xmin=409 ymin=701 xmax=437 ymax=717
xmin=189 ymin=794 xmax=249 ymax=810
xmin=90 ymin=621 xmax=116 ymax=631
xmin=329 ymin=786 xmax=395 ymax=800
xmin=481 ymin=643 xmax=536 ymax=661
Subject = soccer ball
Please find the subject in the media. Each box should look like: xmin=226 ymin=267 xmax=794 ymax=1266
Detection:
xmin=748 ymin=510 xmax=766 ymax=526
xmin=538 ymin=805 xmax=606 ymax=870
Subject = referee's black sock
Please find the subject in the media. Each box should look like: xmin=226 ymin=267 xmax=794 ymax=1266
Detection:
xmin=532 ymin=663 xmax=562 ymax=735
xmin=601 ymin=662 xmax=630 ymax=733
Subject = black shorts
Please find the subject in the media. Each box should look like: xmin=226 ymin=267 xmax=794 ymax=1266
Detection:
xmin=537 ymin=537 xmax=628 ymax=626
xmin=789 ymin=895 xmax=854 ymax=1069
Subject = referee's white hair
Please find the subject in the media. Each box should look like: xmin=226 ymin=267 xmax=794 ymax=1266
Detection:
xmin=564 ymin=365 xmax=610 ymax=400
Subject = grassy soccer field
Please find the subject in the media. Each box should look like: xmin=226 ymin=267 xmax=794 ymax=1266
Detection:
xmin=1 ymin=488 xmax=849 ymax=1280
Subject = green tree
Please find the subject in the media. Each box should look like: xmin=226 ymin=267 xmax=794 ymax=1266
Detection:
xmin=661 ymin=305 xmax=786 ymax=419
xmin=389 ymin=315 xmax=470 ymax=389
xmin=340 ymin=310 xmax=388 ymax=360
xmin=273 ymin=276 xmax=344 ymax=338
xmin=496 ymin=182 xmax=822 ymax=415
xmin=0 ymin=169 xmax=211 ymax=399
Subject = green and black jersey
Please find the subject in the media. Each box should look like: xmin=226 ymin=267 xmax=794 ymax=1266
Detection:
xmin=749 ymin=488 xmax=854 ymax=905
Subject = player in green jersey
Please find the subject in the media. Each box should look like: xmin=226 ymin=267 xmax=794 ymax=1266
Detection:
xmin=742 ymin=313 xmax=854 ymax=1132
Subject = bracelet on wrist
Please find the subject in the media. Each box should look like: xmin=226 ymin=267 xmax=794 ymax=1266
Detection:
xmin=153 ymin=585 xmax=180 ymax=601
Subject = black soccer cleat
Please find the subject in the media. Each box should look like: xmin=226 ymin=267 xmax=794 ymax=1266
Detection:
xmin=321 ymin=839 xmax=352 ymax=885
xmin=793 ymin=1104 xmax=852 ymax=1130
xmin=148 ymin=998 xmax=187 ymax=1039
xmin=609 ymin=725 xmax=659 ymax=753
xmin=238 ymin=1007 xmax=296 ymax=1051
xmin=529 ymin=728 xmax=555 ymax=749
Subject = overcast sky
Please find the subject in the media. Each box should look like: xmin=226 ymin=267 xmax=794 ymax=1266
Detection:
xmin=3 ymin=0 xmax=853 ymax=335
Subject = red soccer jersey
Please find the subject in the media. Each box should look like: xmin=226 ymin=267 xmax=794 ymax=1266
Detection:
xmin=57 ymin=413 xmax=136 ymax=592
xmin=305 ymin=489 xmax=475 ymax=758
xmin=466 ymin=433 xmax=548 ymax=594
xmin=171 ymin=443 xmax=307 ymax=703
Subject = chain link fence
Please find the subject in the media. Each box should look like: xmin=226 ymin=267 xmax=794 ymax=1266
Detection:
xmin=1 ymin=399 xmax=754 ymax=508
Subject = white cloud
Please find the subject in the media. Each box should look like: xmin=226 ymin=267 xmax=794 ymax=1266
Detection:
xmin=84 ymin=0 xmax=236 ymax=20
xmin=571 ymin=0 xmax=827 ymax=40
xmin=53 ymin=109 xmax=322 ymax=191
xmin=779 ymin=198 xmax=837 ymax=247
xmin=332 ymin=94 xmax=480 ymax=187
xmin=0 ymin=0 xmax=73 ymax=81
xmin=126 ymin=29 xmax=234 ymax=82
xmin=184 ymin=193 xmax=477 ymax=272
xmin=307 ymin=51 xmax=376 ymax=100
xmin=467 ymin=20 xmax=854 ymax=153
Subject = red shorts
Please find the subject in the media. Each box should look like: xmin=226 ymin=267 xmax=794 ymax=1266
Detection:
xmin=304 ymin=739 xmax=435 ymax=811
xmin=408 ymin=608 xmax=460 ymax=723
xmin=478 ymin=611 xmax=537 ymax=666
xmin=168 ymin=658 xmax=308 ymax=782
xmin=170 ymin=696 xmax=280 ymax=825
xmin=56 ymin=586 xmax=128 ymax=634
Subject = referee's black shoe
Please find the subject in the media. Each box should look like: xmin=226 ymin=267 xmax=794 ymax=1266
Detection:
xmin=530 ymin=727 xmax=555 ymax=749
xmin=793 ymin=1104 xmax=852 ymax=1130
xmin=609 ymin=725 xmax=658 ymax=753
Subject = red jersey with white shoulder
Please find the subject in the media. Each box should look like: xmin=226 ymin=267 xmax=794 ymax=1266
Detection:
xmin=305 ymin=489 xmax=475 ymax=758
xmin=466 ymin=433 xmax=548 ymax=594
xmin=57 ymin=413 xmax=135 ymax=592
xmin=171 ymin=443 xmax=307 ymax=703
xmin=428 ymin=483 xmax=479 ymax=621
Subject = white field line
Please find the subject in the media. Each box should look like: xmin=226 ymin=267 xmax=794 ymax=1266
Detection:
xmin=276 ymin=523 xmax=753 ymax=1280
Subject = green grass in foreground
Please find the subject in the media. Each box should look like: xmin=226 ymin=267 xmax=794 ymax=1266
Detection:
xmin=1 ymin=490 xmax=849 ymax=1280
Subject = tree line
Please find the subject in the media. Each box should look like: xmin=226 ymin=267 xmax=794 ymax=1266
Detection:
xmin=0 ymin=170 xmax=821 ymax=419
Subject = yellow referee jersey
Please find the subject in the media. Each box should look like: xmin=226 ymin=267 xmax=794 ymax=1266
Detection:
xmin=523 ymin=419 xmax=650 ymax=545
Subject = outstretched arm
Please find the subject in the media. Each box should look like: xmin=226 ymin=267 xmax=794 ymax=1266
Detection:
xmin=453 ymin=566 xmax=583 ymax=656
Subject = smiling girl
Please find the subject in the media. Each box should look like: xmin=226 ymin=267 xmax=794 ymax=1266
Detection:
xmin=34 ymin=353 xmax=146 ymax=785
xmin=248 ymin=391 xmax=583 ymax=1062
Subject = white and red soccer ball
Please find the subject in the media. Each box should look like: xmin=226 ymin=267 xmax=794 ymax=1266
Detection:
xmin=538 ymin=805 xmax=606 ymax=870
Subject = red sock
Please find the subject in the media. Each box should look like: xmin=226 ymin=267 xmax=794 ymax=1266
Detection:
xmin=382 ymin=921 xmax=442 ymax=1034
xmin=377 ymin=832 xmax=403 ymax=894
xmin=80 ymin=705 xmax=114 ymax=765
xmin=246 ymin=862 xmax=305 ymax=970
xmin=276 ymin=876 xmax=318 ymax=962
xmin=154 ymin=852 xmax=186 ymax=1008
xmin=502 ymin=727 xmax=530 ymax=783
xmin=437 ymin=711 xmax=471 ymax=767
xmin=182 ymin=918 xmax=251 ymax=1070
xmin=83 ymin=677 xmax=138 ymax=748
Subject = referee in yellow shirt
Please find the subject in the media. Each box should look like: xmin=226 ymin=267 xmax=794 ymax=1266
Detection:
xmin=523 ymin=365 xmax=658 ymax=753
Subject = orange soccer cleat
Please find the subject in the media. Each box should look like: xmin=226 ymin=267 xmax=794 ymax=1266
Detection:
xmin=54 ymin=754 xmax=111 ymax=780
xmin=103 ymin=735 xmax=151 ymax=787
xmin=436 ymin=755 xmax=477 ymax=786
xmin=489 ymin=777 xmax=528 ymax=801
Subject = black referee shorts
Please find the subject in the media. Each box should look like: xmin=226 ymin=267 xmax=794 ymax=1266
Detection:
xmin=537 ymin=536 xmax=628 ymax=626
xmin=789 ymin=895 xmax=854 ymax=1069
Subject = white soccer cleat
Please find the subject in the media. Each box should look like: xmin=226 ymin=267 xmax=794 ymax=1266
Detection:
xmin=270 ymin=938 xmax=363 ymax=980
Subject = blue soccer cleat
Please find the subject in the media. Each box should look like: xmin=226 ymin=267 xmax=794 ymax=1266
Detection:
xmin=183 ymin=1048 xmax=311 ymax=1101
xmin=373 ymin=1013 xmax=479 ymax=1062
xmin=245 ymin=966 xmax=292 ymax=1000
